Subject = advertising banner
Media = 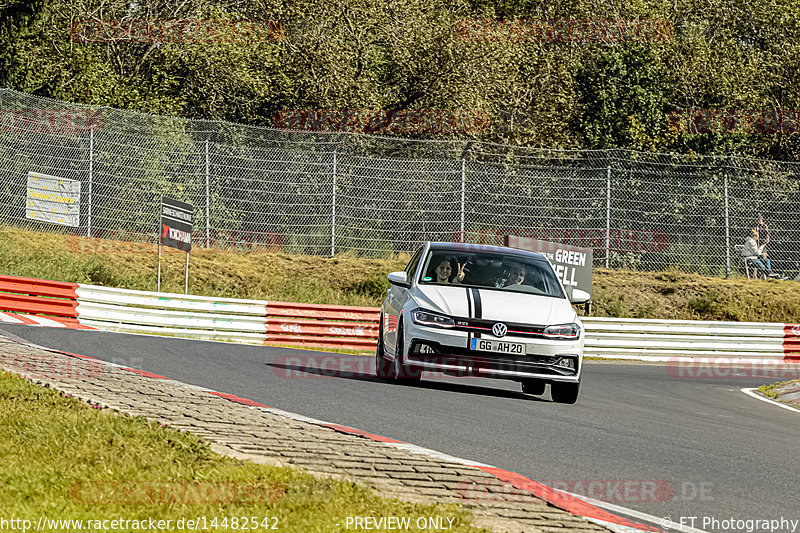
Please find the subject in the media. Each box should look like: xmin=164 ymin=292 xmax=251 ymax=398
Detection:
xmin=505 ymin=235 xmax=593 ymax=298
xmin=160 ymin=197 xmax=193 ymax=252
xmin=25 ymin=172 xmax=81 ymax=227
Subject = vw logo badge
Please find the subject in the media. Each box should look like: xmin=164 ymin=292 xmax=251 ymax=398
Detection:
xmin=492 ymin=323 xmax=508 ymax=338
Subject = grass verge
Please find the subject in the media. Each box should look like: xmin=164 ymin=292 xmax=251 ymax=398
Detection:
xmin=3 ymin=226 xmax=800 ymax=322
xmin=0 ymin=370 xmax=484 ymax=532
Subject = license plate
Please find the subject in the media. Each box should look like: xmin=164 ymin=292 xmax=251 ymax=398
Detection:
xmin=470 ymin=338 xmax=525 ymax=354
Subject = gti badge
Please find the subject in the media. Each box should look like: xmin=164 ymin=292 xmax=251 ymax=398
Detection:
xmin=492 ymin=322 xmax=508 ymax=338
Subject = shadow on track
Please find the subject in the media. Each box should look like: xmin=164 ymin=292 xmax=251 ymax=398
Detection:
xmin=266 ymin=358 xmax=548 ymax=402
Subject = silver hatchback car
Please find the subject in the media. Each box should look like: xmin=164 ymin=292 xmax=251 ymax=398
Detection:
xmin=376 ymin=242 xmax=590 ymax=403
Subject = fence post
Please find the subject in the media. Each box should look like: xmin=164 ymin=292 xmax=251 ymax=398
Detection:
xmin=87 ymin=128 xmax=93 ymax=238
xmin=724 ymin=173 xmax=730 ymax=278
xmin=460 ymin=159 xmax=466 ymax=242
xmin=605 ymin=165 xmax=611 ymax=268
xmin=205 ymin=140 xmax=210 ymax=249
xmin=331 ymin=151 xmax=337 ymax=257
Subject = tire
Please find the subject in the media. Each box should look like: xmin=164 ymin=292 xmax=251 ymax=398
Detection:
xmin=550 ymin=382 xmax=580 ymax=404
xmin=393 ymin=322 xmax=422 ymax=383
xmin=521 ymin=379 xmax=546 ymax=396
xmin=375 ymin=315 xmax=393 ymax=379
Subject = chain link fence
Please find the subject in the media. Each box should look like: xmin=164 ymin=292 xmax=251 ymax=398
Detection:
xmin=2 ymin=87 xmax=799 ymax=278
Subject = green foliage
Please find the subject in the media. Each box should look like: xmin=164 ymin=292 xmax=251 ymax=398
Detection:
xmin=2 ymin=0 xmax=800 ymax=157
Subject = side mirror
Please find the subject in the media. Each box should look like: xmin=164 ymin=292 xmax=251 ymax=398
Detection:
xmin=569 ymin=288 xmax=591 ymax=304
xmin=387 ymin=271 xmax=409 ymax=286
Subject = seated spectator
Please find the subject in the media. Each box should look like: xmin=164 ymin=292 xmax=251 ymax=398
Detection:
xmin=741 ymin=228 xmax=779 ymax=278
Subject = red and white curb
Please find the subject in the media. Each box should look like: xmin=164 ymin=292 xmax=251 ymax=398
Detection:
xmin=0 ymin=335 xmax=668 ymax=533
xmin=0 ymin=312 xmax=95 ymax=329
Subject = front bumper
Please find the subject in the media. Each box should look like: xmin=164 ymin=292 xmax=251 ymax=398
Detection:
xmin=405 ymin=325 xmax=583 ymax=383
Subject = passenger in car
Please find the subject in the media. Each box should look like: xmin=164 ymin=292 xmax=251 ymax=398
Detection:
xmin=496 ymin=261 xmax=526 ymax=287
xmin=433 ymin=256 xmax=466 ymax=284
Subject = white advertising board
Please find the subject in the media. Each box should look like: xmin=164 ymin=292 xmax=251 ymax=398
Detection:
xmin=26 ymin=172 xmax=81 ymax=227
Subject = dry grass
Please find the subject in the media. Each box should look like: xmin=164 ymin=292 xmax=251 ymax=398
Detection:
xmin=2 ymin=227 xmax=800 ymax=322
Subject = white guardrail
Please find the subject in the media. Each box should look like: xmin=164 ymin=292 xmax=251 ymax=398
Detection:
xmin=69 ymin=283 xmax=798 ymax=361
xmin=582 ymin=317 xmax=791 ymax=361
xmin=76 ymin=285 xmax=269 ymax=344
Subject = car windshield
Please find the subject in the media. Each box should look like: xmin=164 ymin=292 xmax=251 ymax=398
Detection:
xmin=418 ymin=249 xmax=565 ymax=298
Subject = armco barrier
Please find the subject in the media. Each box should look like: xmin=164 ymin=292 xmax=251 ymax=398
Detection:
xmin=0 ymin=274 xmax=83 ymax=327
xmin=581 ymin=317 xmax=792 ymax=361
xmin=75 ymin=285 xmax=269 ymax=344
xmin=265 ymin=301 xmax=380 ymax=350
xmin=0 ymin=275 xmax=798 ymax=361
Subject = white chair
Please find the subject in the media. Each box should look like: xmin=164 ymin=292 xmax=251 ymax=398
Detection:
xmin=735 ymin=244 xmax=765 ymax=279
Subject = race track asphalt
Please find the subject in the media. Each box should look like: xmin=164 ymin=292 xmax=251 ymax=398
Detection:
xmin=2 ymin=324 xmax=797 ymax=529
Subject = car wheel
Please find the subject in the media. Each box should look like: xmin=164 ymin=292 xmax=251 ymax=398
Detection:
xmin=393 ymin=321 xmax=422 ymax=383
xmin=375 ymin=315 xmax=393 ymax=379
xmin=521 ymin=379 xmax=546 ymax=395
xmin=550 ymin=382 xmax=580 ymax=404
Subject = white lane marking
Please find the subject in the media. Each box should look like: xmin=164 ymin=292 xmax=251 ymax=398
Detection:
xmin=562 ymin=490 xmax=708 ymax=533
xmin=741 ymin=387 xmax=800 ymax=414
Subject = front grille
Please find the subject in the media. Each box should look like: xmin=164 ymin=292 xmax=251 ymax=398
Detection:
xmin=409 ymin=341 xmax=576 ymax=376
xmin=451 ymin=318 xmax=546 ymax=338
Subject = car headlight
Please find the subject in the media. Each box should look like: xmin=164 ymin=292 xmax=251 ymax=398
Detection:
xmin=410 ymin=309 xmax=455 ymax=328
xmin=543 ymin=323 xmax=580 ymax=339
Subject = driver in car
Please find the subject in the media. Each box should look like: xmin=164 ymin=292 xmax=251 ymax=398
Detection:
xmin=496 ymin=261 xmax=526 ymax=288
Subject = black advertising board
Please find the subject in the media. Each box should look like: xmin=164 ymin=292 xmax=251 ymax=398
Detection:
xmin=160 ymin=197 xmax=193 ymax=252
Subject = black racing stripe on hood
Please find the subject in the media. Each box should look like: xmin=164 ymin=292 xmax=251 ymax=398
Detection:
xmin=465 ymin=288 xmax=474 ymax=344
xmin=472 ymin=288 xmax=483 ymax=318
xmin=471 ymin=288 xmax=482 ymax=338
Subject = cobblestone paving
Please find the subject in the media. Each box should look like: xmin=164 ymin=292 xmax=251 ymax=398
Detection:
xmin=0 ymin=334 xmax=610 ymax=533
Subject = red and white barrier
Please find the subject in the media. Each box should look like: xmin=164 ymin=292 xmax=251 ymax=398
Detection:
xmin=265 ymin=301 xmax=379 ymax=351
xmin=0 ymin=274 xmax=798 ymax=362
xmin=0 ymin=275 xmax=92 ymax=329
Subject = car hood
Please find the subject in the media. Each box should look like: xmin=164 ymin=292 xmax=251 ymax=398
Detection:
xmin=411 ymin=285 xmax=577 ymax=325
